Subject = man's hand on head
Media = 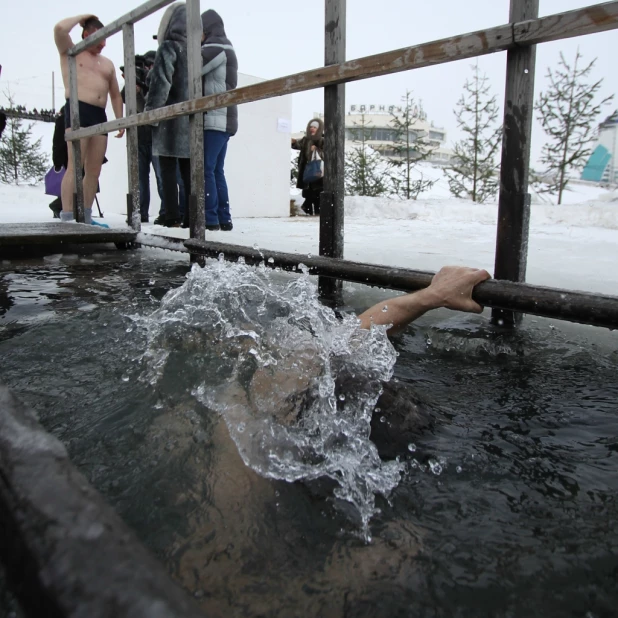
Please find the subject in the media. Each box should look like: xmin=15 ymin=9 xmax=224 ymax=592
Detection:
xmin=425 ymin=266 xmax=491 ymax=314
xmin=79 ymin=15 xmax=99 ymax=28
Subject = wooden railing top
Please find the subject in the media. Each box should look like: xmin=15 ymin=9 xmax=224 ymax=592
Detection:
xmin=68 ymin=0 xmax=175 ymax=57
xmin=66 ymin=1 xmax=618 ymax=141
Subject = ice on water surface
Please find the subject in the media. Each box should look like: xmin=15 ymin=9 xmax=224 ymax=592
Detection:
xmin=138 ymin=258 xmax=404 ymax=535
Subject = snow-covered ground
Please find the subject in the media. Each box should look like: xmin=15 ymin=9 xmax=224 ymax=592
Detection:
xmin=1 ymin=164 xmax=617 ymax=295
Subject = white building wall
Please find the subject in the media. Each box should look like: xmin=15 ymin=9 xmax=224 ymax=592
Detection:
xmin=99 ymin=73 xmax=292 ymax=219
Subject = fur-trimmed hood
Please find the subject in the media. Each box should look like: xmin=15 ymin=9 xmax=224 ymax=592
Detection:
xmin=157 ymin=2 xmax=187 ymax=46
xmin=304 ymin=117 xmax=324 ymax=159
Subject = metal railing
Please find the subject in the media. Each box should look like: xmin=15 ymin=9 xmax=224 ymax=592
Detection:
xmin=64 ymin=0 xmax=618 ymax=328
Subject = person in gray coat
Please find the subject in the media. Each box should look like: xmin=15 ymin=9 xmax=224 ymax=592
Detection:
xmin=145 ymin=2 xmax=190 ymax=227
xmin=200 ymin=9 xmax=238 ymax=231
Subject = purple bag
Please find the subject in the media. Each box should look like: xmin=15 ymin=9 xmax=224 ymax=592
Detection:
xmin=44 ymin=166 xmax=66 ymax=197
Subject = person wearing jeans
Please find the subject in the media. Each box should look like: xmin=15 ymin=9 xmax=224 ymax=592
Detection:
xmin=200 ymin=10 xmax=238 ymax=231
xmin=203 ymin=130 xmax=231 ymax=229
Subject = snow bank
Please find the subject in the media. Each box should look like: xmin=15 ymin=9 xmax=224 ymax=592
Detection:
xmin=343 ymin=195 xmax=618 ymax=230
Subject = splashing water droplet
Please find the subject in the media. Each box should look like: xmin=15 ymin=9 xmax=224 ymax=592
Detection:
xmin=380 ymin=416 xmax=386 ymax=423
xmin=426 ymin=338 xmax=432 ymax=346
xmin=268 ymin=257 xmax=274 ymax=264
xmin=381 ymin=305 xmax=388 ymax=313
xmin=339 ymin=394 xmax=346 ymax=402
xmin=121 ymin=374 xmax=130 ymax=382
xmin=456 ymin=465 xmax=462 ymax=473
xmin=307 ymin=253 xmax=312 ymax=258
xmin=138 ymin=258 xmax=402 ymax=537
xmin=408 ymin=443 xmax=416 ymax=452
xmin=428 ymin=459 xmax=443 ymax=475
xmin=253 ymin=244 xmax=259 ymax=250
xmin=126 ymin=326 xmax=134 ymax=333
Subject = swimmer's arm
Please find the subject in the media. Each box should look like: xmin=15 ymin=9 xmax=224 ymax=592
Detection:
xmin=54 ymin=15 xmax=94 ymax=55
xmin=108 ymin=64 xmax=125 ymax=138
xmin=358 ymin=266 xmax=491 ymax=335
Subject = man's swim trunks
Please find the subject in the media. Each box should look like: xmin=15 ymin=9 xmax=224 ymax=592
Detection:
xmin=64 ymin=100 xmax=107 ymax=130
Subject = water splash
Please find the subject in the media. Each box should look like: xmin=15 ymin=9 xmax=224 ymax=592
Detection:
xmin=139 ymin=259 xmax=403 ymax=536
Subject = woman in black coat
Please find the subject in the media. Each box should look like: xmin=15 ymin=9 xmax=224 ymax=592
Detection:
xmin=145 ymin=2 xmax=190 ymax=228
xmin=291 ymin=117 xmax=324 ymax=216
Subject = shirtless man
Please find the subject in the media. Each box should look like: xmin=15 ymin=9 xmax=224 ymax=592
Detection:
xmin=54 ymin=14 xmax=124 ymax=223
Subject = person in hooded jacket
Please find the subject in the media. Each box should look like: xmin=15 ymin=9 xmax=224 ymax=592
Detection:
xmin=145 ymin=2 xmax=191 ymax=228
xmin=200 ymin=9 xmax=238 ymax=231
xmin=292 ymin=118 xmax=324 ymax=216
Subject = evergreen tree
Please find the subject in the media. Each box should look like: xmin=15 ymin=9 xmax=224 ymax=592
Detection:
xmin=444 ymin=63 xmax=502 ymax=203
xmin=345 ymin=114 xmax=391 ymax=197
xmin=0 ymin=91 xmax=48 ymax=185
xmin=390 ymin=91 xmax=436 ymax=199
xmin=290 ymin=149 xmax=299 ymax=187
xmin=535 ymin=50 xmax=613 ymax=204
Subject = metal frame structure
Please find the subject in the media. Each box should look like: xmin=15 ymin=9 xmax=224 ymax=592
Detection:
xmin=64 ymin=0 xmax=618 ymax=328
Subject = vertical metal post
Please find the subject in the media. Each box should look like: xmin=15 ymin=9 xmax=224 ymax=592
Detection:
xmin=319 ymin=0 xmax=346 ymax=300
xmin=492 ymin=0 xmax=539 ymax=326
xmin=123 ymin=23 xmax=141 ymax=232
xmin=186 ymin=0 xmax=206 ymax=260
xmin=68 ymin=55 xmax=84 ymax=223
xmin=52 ymin=72 xmax=55 ymax=112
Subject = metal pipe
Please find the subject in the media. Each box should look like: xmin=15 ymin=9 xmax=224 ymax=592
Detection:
xmin=183 ymin=238 xmax=618 ymax=329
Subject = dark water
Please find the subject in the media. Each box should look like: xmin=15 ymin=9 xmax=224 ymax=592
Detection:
xmin=1 ymin=250 xmax=617 ymax=618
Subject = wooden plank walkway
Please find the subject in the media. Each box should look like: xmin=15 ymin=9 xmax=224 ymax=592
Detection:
xmin=0 ymin=222 xmax=136 ymax=247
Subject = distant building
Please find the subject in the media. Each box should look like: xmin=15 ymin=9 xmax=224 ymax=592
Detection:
xmin=296 ymin=105 xmax=453 ymax=165
xmin=581 ymin=110 xmax=618 ymax=184
xmin=345 ymin=105 xmax=453 ymax=165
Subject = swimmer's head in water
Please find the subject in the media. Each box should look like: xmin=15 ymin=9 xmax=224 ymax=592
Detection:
xmin=82 ymin=17 xmax=106 ymax=55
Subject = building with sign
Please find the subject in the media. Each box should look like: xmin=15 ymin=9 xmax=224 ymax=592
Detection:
xmin=581 ymin=110 xmax=618 ymax=184
xmin=296 ymin=105 xmax=453 ymax=165
xmin=344 ymin=105 xmax=453 ymax=164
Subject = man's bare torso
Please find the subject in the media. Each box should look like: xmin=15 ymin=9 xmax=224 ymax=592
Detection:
xmin=60 ymin=51 xmax=112 ymax=109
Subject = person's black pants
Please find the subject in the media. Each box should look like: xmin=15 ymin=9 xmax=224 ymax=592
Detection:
xmin=159 ymin=156 xmax=191 ymax=224
xmin=302 ymin=185 xmax=321 ymax=216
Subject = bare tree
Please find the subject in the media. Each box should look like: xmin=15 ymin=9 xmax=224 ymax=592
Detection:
xmin=535 ymin=50 xmax=613 ymax=204
xmin=445 ymin=63 xmax=502 ymax=203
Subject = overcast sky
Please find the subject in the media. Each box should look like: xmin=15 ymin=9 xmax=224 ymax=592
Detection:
xmin=1 ymin=0 xmax=616 ymax=165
